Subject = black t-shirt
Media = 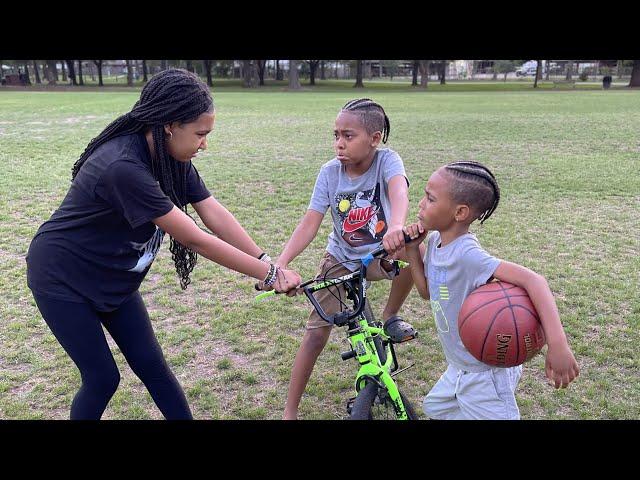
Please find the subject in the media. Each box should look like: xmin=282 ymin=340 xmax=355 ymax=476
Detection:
xmin=26 ymin=132 xmax=211 ymax=311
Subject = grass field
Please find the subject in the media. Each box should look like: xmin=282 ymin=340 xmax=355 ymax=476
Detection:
xmin=0 ymin=84 xmax=638 ymax=419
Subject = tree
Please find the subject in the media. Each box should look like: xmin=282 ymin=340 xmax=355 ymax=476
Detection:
xmin=33 ymin=60 xmax=41 ymax=84
xmin=307 ymin=60 xmax=320 ymax=85
xmin=494 ymin=60 xmax=515 ymax=82
xmin=276 ymin=60 xmax=283 ymax=80
xmin=203 ymin=60 xmax=213 ymax=87
xmin=440 ymin=60 xmax=447 ymax=84
xmin=65 ymin=60 xmax=77 ymax=85
xmin=545 ymin=59 xmax=551 ymax=80
xmin=126 ymin=60 xmax=134 ymax=86
xmin=419 ymin=60 xmax=430 ymax=88
xmin=161 ymin=60 xmax=168 ymax=71
xmin=381 ymin=60 xmax=400 ymax=81
xmin=288 ymin=60 xmax=301 ymax=89
xmin=320 ymin=60 xmax=326 ymax=80
xmin=354 ymin=60 xmax=364 ymax=88
xmin=256 ymin=60 xmax=267 ymax=86
xmin=629 ymin=60 xmax=640 ymax=87
xmin=412 ymin=60 xmax=419 ymax=86
xmin=93 ymin=60 xmax=103 ymax=86
xmin=186 ymin=60 xmax=194 ymax=73
xmin=77 ymin=60 xmax=84 ymax=86
xmin=533 ymin=59 xmax=542 ymax=88
xmin=142 ymin=60 xmax=148 ymax=82
xmin=46 ymin=60 xmax=58 ymax=84
xmin=565 ymin=60 xmax=573 ymax=80
xmin=242 ymin=60 xmax=258 ymax=87
xmin=61 ymin=61 xmax=67 ymax=82
xmin=21 ymin=61 xmax=32 ymax=85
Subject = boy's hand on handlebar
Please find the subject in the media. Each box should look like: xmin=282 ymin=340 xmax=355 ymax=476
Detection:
xmin=403 ymin=223 xmax=428 ymax=249
xmin=382 ymin=225 xmax=407 ymax=257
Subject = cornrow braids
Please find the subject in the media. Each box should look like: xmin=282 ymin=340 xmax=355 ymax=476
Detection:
xmin=444 ymin=160 xmax=500 ymax=224
xmin=341 ymin=98 xmax=391 ymax=143
xmin=71 ymin=68 xmax=214 ymax=290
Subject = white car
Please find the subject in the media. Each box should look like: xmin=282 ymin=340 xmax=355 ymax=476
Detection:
xmin=515 ymin=65 xmax=538 ymax=77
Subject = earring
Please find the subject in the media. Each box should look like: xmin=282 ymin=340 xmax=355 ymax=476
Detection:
xmin=167 ymin=131 xmax=173 ymax=140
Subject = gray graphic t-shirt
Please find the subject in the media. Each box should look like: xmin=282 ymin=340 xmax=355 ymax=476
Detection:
xmin=424 ymin=231 xmax=501 ymax=372
xmin=308 ymin=148 xmax=408 ymax=271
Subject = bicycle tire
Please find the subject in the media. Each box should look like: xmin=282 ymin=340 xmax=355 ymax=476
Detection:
xmin=349 ymin=380 xmax=419 ymax=420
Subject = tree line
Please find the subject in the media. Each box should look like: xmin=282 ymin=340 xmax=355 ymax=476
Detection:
xmin=2 ymin=60 xmax=639 ymax=88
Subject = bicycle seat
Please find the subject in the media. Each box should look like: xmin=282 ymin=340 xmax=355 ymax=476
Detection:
xmin=384 ymin=316 xmax=418 ymax=343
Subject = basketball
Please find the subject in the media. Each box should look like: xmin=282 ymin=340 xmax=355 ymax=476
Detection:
xmin=458 ymin=281 xmax=546 ymax=367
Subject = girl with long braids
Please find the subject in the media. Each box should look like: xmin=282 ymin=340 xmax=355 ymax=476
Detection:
xmin=273 ymin=98 xmax=418 ymax=420
xmin=26 ymin=68 xmax=301 ymax=419
xmin=402 ymin=161 xmax=579 ymax=419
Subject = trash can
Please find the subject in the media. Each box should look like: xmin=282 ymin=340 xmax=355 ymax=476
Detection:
xmin=603 ymin=75 xmax=612 ymax=89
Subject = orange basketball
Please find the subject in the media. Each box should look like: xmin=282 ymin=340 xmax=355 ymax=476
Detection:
xmin=458 ymin=281 xmax=546 ymax=367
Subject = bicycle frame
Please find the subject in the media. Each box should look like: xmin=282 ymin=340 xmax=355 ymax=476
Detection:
xmin=256 ymin=243 xmax=415 ymax=419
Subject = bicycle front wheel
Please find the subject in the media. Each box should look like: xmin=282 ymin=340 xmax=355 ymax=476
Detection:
xmin=349 ymin=380 xmax=419 ymax=420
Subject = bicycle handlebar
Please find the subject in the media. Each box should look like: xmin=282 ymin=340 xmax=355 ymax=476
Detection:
xmin=255 ymin=232 xmax=416 ymax=325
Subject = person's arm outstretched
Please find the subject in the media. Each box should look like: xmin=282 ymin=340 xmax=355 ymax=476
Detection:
xmin=492 ymin=261 xmax=580 ymax=389
xmin=403 ymin=222 xmax=429 ymax=300
xmin=276 ymin=209 xmax=324 ymax=268
xmin=192 ymin=196 xmax=263 ymax=258
xmin=382 ymin=175 xmax=410 ymax=256
xmin=153 ymin=206 xmax=301 ymax=292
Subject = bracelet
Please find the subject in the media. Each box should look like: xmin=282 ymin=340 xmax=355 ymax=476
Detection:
xmin=258 ymin=252 xmax=272 ymax=263
xmin=263 ymin=263 xmax=280 ymax=287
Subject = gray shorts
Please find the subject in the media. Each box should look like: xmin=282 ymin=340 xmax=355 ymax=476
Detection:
xmin=423 ymin=363 xmax=523 ymax=420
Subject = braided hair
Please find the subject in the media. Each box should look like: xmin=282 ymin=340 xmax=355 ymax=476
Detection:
xmin=341 ymin=98 xmax=391 ymax=143
xmin=443 ymin=161 xmax=500 ymax=224
xmin=71 ymin=68 xmax=214 ymax=290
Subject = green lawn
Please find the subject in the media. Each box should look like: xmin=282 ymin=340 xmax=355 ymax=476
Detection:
xmin=0 ymin=87 xmax=638 ymax=420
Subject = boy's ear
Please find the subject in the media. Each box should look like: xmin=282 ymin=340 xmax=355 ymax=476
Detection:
xmin=371 ymin=131 xmax=382 ymax=147
xmin=455 ymin=204 xmax=471 ymax=223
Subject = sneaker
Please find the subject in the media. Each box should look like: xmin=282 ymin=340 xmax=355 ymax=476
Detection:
xmin=383 ymin=316 xmax=418 ymax=343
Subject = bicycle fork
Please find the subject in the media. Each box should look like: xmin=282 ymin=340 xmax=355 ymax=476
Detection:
xmin=344 ymin=319 xmax=412 ymax=420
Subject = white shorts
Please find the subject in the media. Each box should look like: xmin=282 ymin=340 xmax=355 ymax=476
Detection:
xmin=423 ymin=364 xmax=523 ymax=420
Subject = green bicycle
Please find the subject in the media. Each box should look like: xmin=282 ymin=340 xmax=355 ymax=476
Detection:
xmin=256 ymin=239 xmax=419 ymax=420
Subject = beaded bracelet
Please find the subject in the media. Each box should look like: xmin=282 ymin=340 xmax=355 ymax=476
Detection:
xmin=263 ymin=263 xmax=280 ymax=287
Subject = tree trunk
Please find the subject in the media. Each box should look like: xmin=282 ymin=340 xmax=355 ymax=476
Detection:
xmin=203 ymin=60 xmax=213 ymax=86
xmin=354 ymin=60 xmax=364 ymax=88
xmin=276 ymin=60 xmax=283 ymax=81
xmin=126 ymin=60 xmax=134 ymax=86
xmin=94 ymin=60 xmax=103 ymax=86
xmin=308 ymin=60 xmax=319 ymax=85
xmin=419 ymin=60 xmax=430 ymax=88
xmin=534 ymin=59 xmax=541 ymax=88
xmin=33 ymin=60 xmax=41 ymax=84
xmin=545 ymin=60 xmax=551 ymax=80
xmin=161 ymin=60 xmax=168 ymax=71
xmin=61 ymin=61 xmax=67 ymax=82
xmin=46 ymin=60 xmax=58 ymax=84
xmin=142 ymin=60 xmax=148 ymax=82
xmin=65 ymin=60 xmax=77 ymax=85
xmin=78 ymin=60 xmax=84 ymax=85
xmin=242 ymin=60 xmax=258 ymax=88
xmin=565 ymin=61 xmax=573 ymax=80
xmin=288 ymin=60 xmax=301 ymax=89
xmin=320 ymin=60 xmax=326 ymax=80
xmin=186 ymin=60 xmax=194 ymax=73
xmin=629 ymin=60 xmax=640 ymax=87
xmin=492 ymin=63 xmax=498 ymax=81
xmin=440 ymin=60 xmax=446 ymax=84
xmin=412 ymin=60 xmax=419 ymax=86
xmin=617 ymin=60 xmax=623 ymax=78
xmin=22 ymin=62 xmax=32 ymax=85
xmin=257 ymin=60 xmax=266 ymax=86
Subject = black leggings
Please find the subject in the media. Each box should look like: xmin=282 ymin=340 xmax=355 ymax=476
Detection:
xmin=32 ymin=291 xmax=192 ymax=420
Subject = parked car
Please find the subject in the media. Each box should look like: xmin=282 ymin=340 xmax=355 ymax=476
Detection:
xmin=515 ymin=65 xmax=538 ymax=77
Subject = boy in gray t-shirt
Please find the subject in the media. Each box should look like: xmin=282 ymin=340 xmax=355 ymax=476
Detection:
xmin=275 ymin=99 xmax=417 ymax=420
xmin=404 ymin=161 xmax=579 ymax=420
